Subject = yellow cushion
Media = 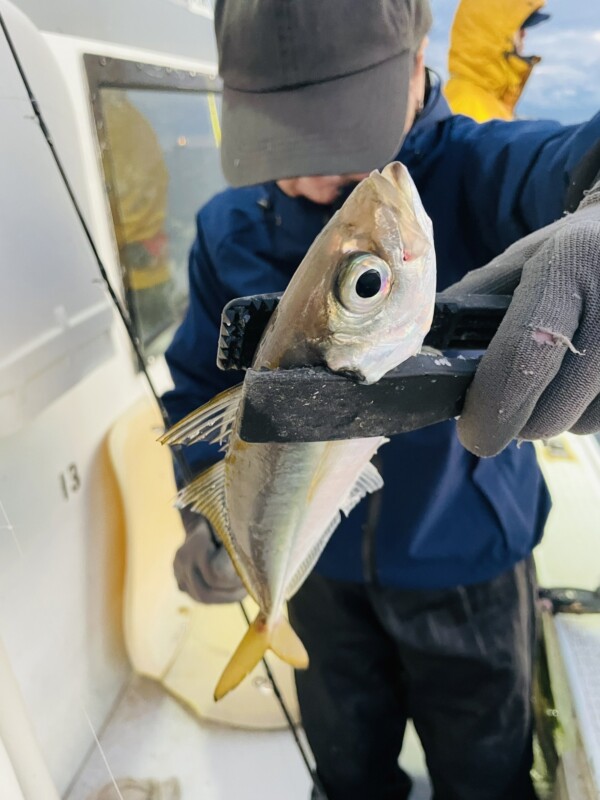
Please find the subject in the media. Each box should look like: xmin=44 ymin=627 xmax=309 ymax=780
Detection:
xmin=107 ymin=397 xmax=299 ymax=729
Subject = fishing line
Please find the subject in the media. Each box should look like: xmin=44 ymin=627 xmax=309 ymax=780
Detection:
xmin=238 ymin=603 xmax=324 ymax=793
xmin=0 ymin=497 xmax=22 ymax=557
xmin=81 ymin=706 xmax=126 ymax=800
xmin=0 ymin=12 xmax=191 ymax=484
xmin=0 ymin=13 xmax=325 ymax=795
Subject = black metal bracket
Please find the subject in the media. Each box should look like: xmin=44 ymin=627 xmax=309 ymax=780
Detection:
xmin=218 ymin=293 xmax=511 ymax=371
xmin=215 ymin=292 xmax=510 ymax=443
xmin=237 ymin=354 xmax=479 ymax=443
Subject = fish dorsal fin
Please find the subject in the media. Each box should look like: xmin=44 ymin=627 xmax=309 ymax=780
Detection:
xmin=160 ymin=383 xmax=243 ymax=449
xmin=340 ymin=460 xmax=383 ymax=518
xmin=176 ymin=461 xmax=254 ymax=595
xmin=284 ymin=511 xmax=342 ymax=600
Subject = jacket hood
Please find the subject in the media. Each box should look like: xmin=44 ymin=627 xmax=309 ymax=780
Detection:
xmin=414 ymin=69 xmax=452 ymax=132
xmin=447 ymin=0 xmax=544 ymax=110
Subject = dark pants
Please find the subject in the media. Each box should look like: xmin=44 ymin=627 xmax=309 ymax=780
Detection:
xmin=288 ymin=559 xmax=537 ymax=800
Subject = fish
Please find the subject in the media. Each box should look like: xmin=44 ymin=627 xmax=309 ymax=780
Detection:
xmin=161 ymin=162 xmax=436 ymax=700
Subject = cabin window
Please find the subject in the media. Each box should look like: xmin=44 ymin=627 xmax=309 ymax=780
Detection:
xmin=85 ymin=56 xmax=226 ymax=363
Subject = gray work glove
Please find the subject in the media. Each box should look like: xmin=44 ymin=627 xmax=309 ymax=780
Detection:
xmin=441 ymin=180 xmax=600 ymax=456
xmin=174 ymin=506 xmax=246 ymax=604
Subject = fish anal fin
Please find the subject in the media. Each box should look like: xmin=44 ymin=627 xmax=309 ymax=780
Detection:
xmin=285 ymin=511 xmax=341 ymax=599
xmin=177 ymin=461 xmax=229 ymax=540
xmin=285 ymin=455 xmax=384 ymax=601
xmin=214 ymin=614 xmax=309 ymax=701
xmin=177 ymin=461 xmax=254 ymax=596
xmin=340 ymin=460 xmax=383 ymax=518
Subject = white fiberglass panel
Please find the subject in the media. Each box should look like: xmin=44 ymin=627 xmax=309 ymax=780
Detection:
xmin=0 ymin=4 xmax=114 ymax=436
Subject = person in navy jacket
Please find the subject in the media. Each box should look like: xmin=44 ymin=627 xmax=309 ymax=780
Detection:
xmin=163 ymin=5 xmax=600 ymax=798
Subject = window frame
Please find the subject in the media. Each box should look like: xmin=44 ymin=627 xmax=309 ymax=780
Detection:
xmin=84 ymin=53 xmax=223 ymax=365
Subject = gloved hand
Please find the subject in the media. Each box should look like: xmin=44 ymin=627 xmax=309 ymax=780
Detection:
xmin=174 ymin=507 xmax=246 ymax=604
xmin=441 ymin=179 xmax=600 ymax=456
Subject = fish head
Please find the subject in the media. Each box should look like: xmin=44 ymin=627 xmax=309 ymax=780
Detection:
xmin=258 ymin=162 xmax=436 ymax=384
xmin=323 ymin=162 xmax=436 ymax=382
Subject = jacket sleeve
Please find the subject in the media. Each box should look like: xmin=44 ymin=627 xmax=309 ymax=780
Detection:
xmin=444 ymin=80 xmax=512 ymax=124
xmin=461 ymin=111 xmax=600 ymax=254
xmin=162 ymin=218 xmax=275 ymax=475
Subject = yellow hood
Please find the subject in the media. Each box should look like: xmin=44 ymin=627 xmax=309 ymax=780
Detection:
xmin=102 ymin=93 xmax=169 ymax=248
xmin=445 ymin=0 xmax=545 ymax=121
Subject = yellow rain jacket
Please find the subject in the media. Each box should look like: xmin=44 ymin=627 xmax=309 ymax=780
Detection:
xmin=102 ymin=93 xmax=171 ymax=291
xmin=444 ymin=0 xmax=545 ymax=122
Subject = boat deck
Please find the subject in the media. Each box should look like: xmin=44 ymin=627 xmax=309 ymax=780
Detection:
xmin=65 ymin=676 xmax=430 ymax=799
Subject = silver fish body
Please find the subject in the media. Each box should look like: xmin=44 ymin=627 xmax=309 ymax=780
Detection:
xmin=226 ymin=436 xmax=386 ymax=613
xmin=162 ymin=162 xmax=436 ymax=699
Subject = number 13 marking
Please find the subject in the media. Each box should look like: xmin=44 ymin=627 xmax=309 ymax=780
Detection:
xmin=59 ymin=463 xmax=81 ymax=500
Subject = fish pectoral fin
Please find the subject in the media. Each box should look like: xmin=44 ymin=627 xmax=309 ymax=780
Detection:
xmin=214 ymin=614 xmax=309 ymax=701
xmin=340 ymin=461 xmax=383 ymax=518
xmin=159 ymin=383 xmax=243 ymax=448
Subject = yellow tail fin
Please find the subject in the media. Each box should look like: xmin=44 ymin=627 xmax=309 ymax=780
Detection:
xmin=214 ymin=613 xmax=309 ymax=701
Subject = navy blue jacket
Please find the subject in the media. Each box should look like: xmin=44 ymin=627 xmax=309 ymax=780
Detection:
xmin=164 ymin=74 xmax=600 ymax=589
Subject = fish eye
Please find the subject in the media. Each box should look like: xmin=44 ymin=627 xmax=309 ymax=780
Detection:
xmin=355 ymin=269 xmax=382 ymax=298
xmin=336 ymin=252 xmax=393 ymax=313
